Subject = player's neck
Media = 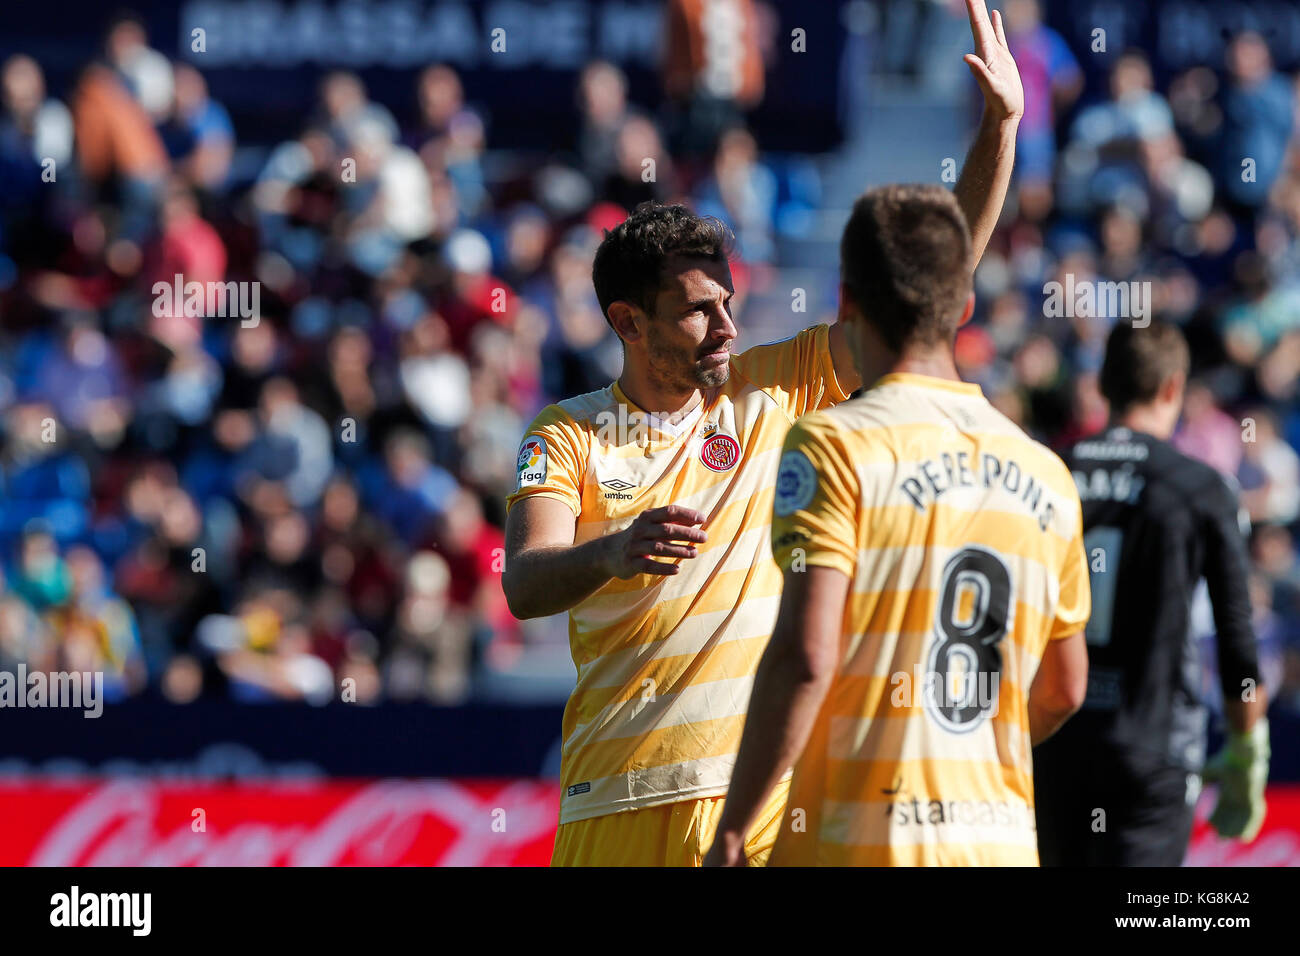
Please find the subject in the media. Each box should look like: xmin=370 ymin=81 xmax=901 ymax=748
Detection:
xmin=863 ymin=348 xmax=962 ymax=387
xmin=853 ymin=325 xmax=963 ymax=389
xmin=1116 ymin=405 xmax=1176 ymax=441
xmin=616 ymin=371 xmax=702 ymax=422
xmin=890 ymin=353 xmax=962 ymax=381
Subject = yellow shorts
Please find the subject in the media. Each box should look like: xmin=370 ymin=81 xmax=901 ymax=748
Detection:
xmin=550 ymin=778 xmax=790 ymax=867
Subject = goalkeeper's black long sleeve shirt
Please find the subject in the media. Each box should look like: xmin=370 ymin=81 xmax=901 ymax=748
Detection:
xmin=1049 ymin=425 xmax=1260 ymax=772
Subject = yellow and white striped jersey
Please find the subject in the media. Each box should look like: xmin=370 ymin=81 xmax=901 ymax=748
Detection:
xmin=767 ymin=373 xmax=1090 ymax=866
xmin=507 ymin=324 xmax=847 ymax=825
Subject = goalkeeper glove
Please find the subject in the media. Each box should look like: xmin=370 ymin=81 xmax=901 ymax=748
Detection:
xmin=1202 ymin=718 xmax=1270 ymax=842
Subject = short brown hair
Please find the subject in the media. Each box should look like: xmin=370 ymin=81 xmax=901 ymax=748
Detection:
xmin=592 ymin=202 xmax=734 ymax=326
xmin=1099 ymin=320 xmax=1190 ymax=412
xmin=840 ymin=184 xmax=973 ymax=352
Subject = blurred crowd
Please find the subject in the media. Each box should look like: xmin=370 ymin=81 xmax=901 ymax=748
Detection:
xmin=0 ymin=4 xmax=790 ymax=705
xmin=0 ymin=1 xmax=1299 ymax=716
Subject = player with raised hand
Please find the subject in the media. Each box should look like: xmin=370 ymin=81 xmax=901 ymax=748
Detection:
xmin=505 ymin=0 xmax=1024 ymax=867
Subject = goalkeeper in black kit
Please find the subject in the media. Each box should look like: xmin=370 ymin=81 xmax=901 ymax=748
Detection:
xmin=1033 ymin=321 xmax=1269 ymax=866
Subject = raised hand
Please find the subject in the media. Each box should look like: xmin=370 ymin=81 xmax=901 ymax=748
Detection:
xmin=963 ymin=0 xmax=1024 ymax=123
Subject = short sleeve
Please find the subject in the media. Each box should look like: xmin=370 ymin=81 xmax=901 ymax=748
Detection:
xmin=730 ymin=324 xmax=849 ymax=421
xmin=771 ymin=416 xmax=857 ymax=579
xmin=1050 ymin=493 xmax=1091 ymax=640
xmin=505 ymin=405 xmax=586 ymax=518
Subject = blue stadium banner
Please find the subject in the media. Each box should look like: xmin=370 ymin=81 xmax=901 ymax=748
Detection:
xmin=1 ymin=0 xmax=846 ymax=151
xmin=0 ymin=695 xmax=566 ymax=778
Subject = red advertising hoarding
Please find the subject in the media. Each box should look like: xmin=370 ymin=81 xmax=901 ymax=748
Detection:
xmin=0 ymin=779 xmax=559 ymax=866
xmin=1186 ymin=785 xmax=1300 ymax=866
xmin=0 ymin=779 xmax=1296 ymax=865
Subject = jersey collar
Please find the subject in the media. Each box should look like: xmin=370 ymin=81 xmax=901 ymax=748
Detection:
xmin=610 ymin=381 xmax=707 ymax=438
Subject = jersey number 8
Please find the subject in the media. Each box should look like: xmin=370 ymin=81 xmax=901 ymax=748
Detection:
xmin=923 ymin=547 xmax=1012 ymax=734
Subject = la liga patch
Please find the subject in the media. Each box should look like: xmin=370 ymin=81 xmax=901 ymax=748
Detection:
xmin=774 ymin=450 xmax=818 ymax=516
xmin=517 ymin=436 xmax=547 ymax=488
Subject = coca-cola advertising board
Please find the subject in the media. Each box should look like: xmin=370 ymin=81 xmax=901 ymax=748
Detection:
xmin=0 ymin=779 xmax=559 ymax=866
xmin=0 ymin=780 xmax=1296 ymax=865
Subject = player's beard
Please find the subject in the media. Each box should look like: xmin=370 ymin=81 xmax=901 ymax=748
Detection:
xmin=646 ymin=331 xmax=731 ymax=395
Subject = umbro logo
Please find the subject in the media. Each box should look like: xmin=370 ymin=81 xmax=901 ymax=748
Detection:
xmin=600 ymin=477 xmax=637 ymax=500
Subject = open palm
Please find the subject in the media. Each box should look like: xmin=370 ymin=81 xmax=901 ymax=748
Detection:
xmin=963 ymin=0 xmax=1025 ymax=122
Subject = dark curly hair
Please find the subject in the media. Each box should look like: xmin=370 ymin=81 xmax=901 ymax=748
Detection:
xmin=592 ymin=202 xmax=734 ymax=328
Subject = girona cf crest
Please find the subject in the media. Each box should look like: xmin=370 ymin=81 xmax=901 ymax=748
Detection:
xmin=699 ymin=434 xmax=740 ymax=472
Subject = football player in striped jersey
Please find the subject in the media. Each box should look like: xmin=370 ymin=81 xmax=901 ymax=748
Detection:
xmin=706 ymin=183 xmax=1088 ymax=867
xmin=506 ymin=0 xmax=1024 ymax=866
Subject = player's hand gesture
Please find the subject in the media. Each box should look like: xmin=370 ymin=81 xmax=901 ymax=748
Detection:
xmin=702 ymin=832 xmax=745 ymax=867
xmin=603 ymin=505 xmax=707 ymax=579
xmin=1202 ymin=718 xmax=1270 ymax=843
xmin=963 ymin=0 xmax=1024 ymax=123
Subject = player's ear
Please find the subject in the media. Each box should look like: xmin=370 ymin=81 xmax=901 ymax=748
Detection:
xmin=956 ymin=293 xmax=975 ymax=328
xmin=1162 ymin=369 xmax=1187 ymax=405
xmin=837 ymin=283 xmax=861 ymax=324
xmin=607 ymin=301 xmax=643 ymax=345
